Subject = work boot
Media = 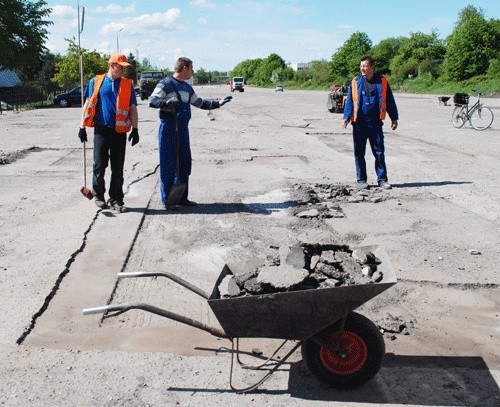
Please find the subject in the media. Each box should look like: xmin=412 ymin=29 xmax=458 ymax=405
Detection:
xmin=94 ymin=196 xmax=107 ymax=208
xmin=108 ymin=199 xmax=125 ymax=212
xmin=164 ymin=204 xmax=178 ymax=211
xmin=379 ymin=181 xmax=392 ymax=190
xmin=179 ymin=199 xmax=198 ymax=207
xmin=356 ymin=182 xmax=368 ymax=190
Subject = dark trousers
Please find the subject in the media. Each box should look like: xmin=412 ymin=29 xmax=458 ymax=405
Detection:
xmin=92 ymin=125 xmax=126 ymax=202
xmin=158 ymin=119 xmax=192 ymax=205
xmin=352 ymin=121 xmax=387 ymax=184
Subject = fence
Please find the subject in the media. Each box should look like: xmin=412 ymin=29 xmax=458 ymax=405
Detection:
xmin=0 ymin=86 xmax=51 ymax=114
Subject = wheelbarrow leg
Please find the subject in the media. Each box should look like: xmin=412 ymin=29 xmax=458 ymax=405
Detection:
xmin=228 ymin=339 xmax=301 ymax=394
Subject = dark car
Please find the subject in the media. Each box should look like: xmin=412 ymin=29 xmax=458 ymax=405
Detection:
xmin=54 ymin=86 xmax=83 ymax=107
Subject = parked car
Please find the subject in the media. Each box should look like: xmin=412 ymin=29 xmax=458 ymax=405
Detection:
xmin=54 ymin=86 xmax=83 ymax=107
xmin=275 ymin=84 xmax=284 ymax=92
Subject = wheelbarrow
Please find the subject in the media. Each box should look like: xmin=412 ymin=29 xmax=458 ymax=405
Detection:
xmin=83 ymin=245 xmax=396 ymax=392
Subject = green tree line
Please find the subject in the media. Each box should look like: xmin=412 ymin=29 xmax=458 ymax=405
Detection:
xmin=231 ymin=5 xmax=499 ymax=92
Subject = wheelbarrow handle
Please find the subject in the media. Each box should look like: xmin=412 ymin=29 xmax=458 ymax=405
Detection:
xmin=83 ymin=304 xmax=128 ymax=315
xmin=117 ymin=271 xmax=210 ymax=299
xmin=83 ymin=302 xmax=229 ymax=339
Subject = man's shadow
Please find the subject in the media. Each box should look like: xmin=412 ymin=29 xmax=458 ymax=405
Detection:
xmin=145 ymin=201 xmax=301 ymax=216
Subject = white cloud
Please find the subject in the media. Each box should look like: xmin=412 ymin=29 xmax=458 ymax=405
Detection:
xmin=337 ymin=24 xmax=353 ymax=29
xmin=100 ymin=8 xmax=181 ymax=35
xmin=90 ymin=2 xmax=136 ymax=14
xmin=197 ymin=17 xmax=208 ymax=24
xmin=190 ymin=0 xmax=216 ymax=9
xmin=50 ymin=5 xmax=77 ymax=19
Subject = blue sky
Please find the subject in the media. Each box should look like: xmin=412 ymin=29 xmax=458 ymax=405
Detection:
xmin=45 ymin=0 xmax=499 ymax=72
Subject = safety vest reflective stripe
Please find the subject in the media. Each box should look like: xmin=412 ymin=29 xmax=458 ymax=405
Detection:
xmin=83 ymin=74 xmax=133 ymax=133
xmin=379 ymin=76 xmax=387 ymax=120
xmin=352 ymin=78 xmax=359 ymax=122
xmin=350 ymin=75 xmax=388 ymax=122
xmin=115 ymin=77 xmax=132 ymax=133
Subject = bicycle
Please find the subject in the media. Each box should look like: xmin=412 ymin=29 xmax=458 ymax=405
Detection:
xmin=452 ymin=90 xmax=494 ymax=131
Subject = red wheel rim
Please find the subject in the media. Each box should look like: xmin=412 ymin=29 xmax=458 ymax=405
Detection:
xmin=319 ymin=331 xmax=368 ymax=375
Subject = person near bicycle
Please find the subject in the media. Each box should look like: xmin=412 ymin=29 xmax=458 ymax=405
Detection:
xmin=342 ymin=55 xmax=398 ymax=190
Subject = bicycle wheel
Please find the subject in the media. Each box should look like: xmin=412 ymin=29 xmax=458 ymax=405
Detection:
xmin=452 ymin=106 xmax=466 ymax=128
xmin=470 ymin=106 xmax=494 ymax=130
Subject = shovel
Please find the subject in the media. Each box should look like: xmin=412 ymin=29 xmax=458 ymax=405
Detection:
xmin=165 ymin=114 xmax=185 ymax=207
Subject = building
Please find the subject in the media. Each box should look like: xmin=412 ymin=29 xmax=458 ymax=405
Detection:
xmin=288 ymin=62 xmax=312 ymax=72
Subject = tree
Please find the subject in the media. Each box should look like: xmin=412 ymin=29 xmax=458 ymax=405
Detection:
xmin=444 ymin=6 xmax=500 ymax=81
xmin=330 ymin=32 xmax=372 ymax=84
xmin=390 ymin=31 xmax=445 ymax=81
xmin=52 ymin=38 xmax=108 ymax=89
xmin=0 ymin=0 xmax=52 ymax=71
xmin=252 ymin=54 xmax=286 ymax=86
xmin=194 ymin=67 xmax=210 ymax=84
xmin=126 ymin=53 xmax=138 ymax=84
xmin=17 ymin=51 xmax=61 ymax=93
xmin=231 ymin=58 xmax=263 ymax=82
xmin=370 ymin=37 xmax=402 ymax=75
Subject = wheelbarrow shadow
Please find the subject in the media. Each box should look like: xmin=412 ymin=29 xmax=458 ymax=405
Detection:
xmin=166 ymin=354 xmax=499 ymax=405
xmin=391 ymin=180 xmax=473 ymax=188
xmin=288 ymin=353 xmax=500 ymax=406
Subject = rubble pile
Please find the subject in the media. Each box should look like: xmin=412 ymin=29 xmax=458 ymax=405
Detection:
xmin=376 ymin=313 xmax=414 ymax=340
xmin=218 ymin=243 xmax=384 ymax=298
xmin=293 ymin=183 xmax=390 ymax=219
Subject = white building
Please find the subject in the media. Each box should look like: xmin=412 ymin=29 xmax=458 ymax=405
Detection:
xmin=288 ymin=62 xmax=312 ymax=72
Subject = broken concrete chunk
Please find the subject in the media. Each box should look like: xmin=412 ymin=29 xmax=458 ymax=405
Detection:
xmin=366 ymin=251 xmax=382 ymax=264
xmin=218 ymin=275 xmax=234 ymax=298
xmin=296 ymin=208 xmax=320 ymax=218
xmin=362 ymin=266 xmax=374 ymax=277
xmin=334 ymin=251 xmax=351 ymax=263
xmin=319 ymin=279 xmax=340 ymax=288
xmin=320 ymin=250 xmax=337 ymax=265
xmin=243 ymin=276 xmax=263 ymax=294
xmin=285 ymin=243 xmax=307 ymax=269
xmin=352 ymin=249 xmax=368 ymax=264
xmin=234 ymin=270 xmax=258 ymax=287
xmin=256 ymin=265 xmax=309 ymax=290
xmin=371 ymin=270 xmax=383 ymax=282
xmin=310 ymin=254 xmax=321 ymax=270
xmin=315 ymin=262 xmax=344 ymax=279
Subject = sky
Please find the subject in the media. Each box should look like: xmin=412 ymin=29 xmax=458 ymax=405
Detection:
xmin=44 ymin=0 xmax=500 ymax=72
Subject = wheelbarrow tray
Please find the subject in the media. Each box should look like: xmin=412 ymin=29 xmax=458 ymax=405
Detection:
xmin=208 ymin=245 xmax=396 ymax=340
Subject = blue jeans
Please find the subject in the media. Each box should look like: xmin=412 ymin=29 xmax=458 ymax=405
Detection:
xmin=352 ymin=121 xmax=387 ymax=184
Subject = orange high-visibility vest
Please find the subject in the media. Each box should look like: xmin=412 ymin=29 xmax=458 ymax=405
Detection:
xmin=84 ymin=74 xmax=133 ymax=133
xmin=350 ymin=76 xmax=387 ymax=122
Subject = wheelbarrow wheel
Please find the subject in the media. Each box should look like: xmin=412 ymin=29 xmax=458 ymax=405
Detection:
xmin=301 ymin=312 xmax=385 ymax=388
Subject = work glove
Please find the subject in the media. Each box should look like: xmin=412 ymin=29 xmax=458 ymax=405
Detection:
xmin=128 ymin=128 xmax=139 ymax=146
xmin=78 ymin=127 xmax=88 ymax=143
xmin=163 ymin=97 xmax=180 ymax=111
xmin=219 ymin=96 xmax=232 ymax=107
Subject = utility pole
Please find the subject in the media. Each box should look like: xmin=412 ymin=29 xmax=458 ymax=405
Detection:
xmin=77 ymin=0 xmax=85 ymax=106
xmin=116 ymin=28 xmax=123 ymax=53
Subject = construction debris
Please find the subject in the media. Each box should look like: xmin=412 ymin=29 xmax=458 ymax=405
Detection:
xmin=218 ymin=243 xmax=384 ymax=298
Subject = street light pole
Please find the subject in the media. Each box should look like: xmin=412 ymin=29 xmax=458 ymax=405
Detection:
xmin=116 ymin=28 xmax=123 ymax=53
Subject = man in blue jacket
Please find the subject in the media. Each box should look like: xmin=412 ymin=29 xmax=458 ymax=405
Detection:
xmin=342 ymin=56 xmax=398 ymax=189
xmin=149 ymin=57 xmax=232 ymax=209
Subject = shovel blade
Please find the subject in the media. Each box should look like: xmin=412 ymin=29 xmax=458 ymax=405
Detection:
xmin=165 ymin=183 xmax=186 ymax=207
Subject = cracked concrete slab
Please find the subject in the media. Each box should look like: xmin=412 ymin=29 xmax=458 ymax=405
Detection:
xmin=0 ymin=88 xmax=499 ymax=405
